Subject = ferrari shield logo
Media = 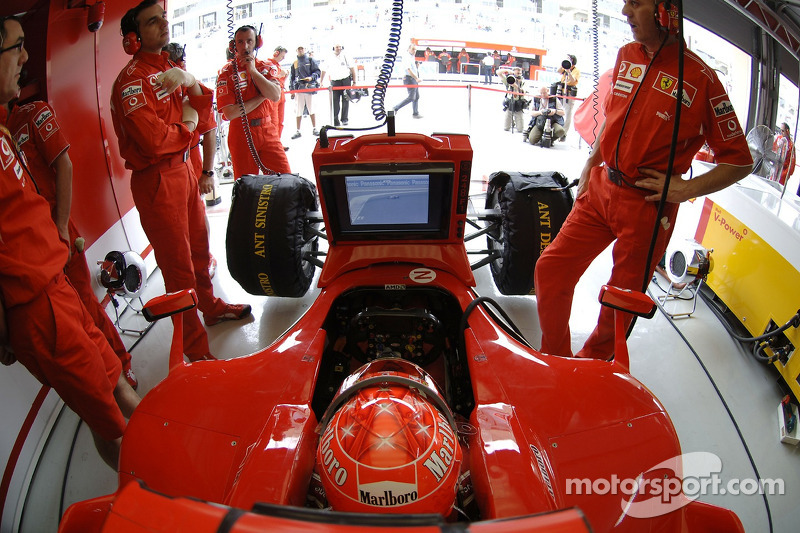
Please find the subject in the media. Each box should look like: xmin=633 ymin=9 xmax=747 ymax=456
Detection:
xmin=659 ymin=75 xmax=674 ymax=92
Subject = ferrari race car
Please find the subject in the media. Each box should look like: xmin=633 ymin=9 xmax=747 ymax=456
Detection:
xmin=59 ymin=133 xmax=743 ymax=532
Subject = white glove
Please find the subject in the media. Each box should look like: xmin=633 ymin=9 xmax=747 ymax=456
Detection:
xmin=157 ymin=68 xmax=196 ymax=95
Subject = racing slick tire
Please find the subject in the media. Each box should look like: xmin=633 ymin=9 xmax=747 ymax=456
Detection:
xmin=485 ymin=171 xmax=573 ymax=295
xmin=227 ymin=174 xmax=319 ymax=297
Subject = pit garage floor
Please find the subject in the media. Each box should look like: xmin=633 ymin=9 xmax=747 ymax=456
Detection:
xmin=12 ymin=86 xmax=800 ymax=533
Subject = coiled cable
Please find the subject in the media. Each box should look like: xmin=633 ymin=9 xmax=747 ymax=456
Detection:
xmin=589 ymin=0 xmax=601 ymax=143
xmin=371 ymin=0 xmax=404 ymax=123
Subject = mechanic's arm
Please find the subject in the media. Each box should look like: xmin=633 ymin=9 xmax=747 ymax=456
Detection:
xmin=157 ymin=67 xmax=200 ymax=96
xmin=635 ymin=162 xmax=752 ymax=203
xmin=220 ymin=96 xmax=268 ymax=120
xmin=246 ymin=60 xmax=281 ymax=102
xmin=116 ymin=75 xmax=195 ymax=157
xmin=198 ymin=128 xmax=217 ymax=196
xmin=51 ymin=150 xmax=73 ymax=245
xmin=576 ymin=120 xmax=606 ymax=198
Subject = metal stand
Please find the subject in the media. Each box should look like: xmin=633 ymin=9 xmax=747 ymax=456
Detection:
xmin=108 ymin=293 xmax=148 ymax=336
xmin=658 ymin=279 xmax=704 ymax=319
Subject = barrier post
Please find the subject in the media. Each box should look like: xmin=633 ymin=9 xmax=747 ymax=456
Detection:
xmin=467 ymin=84 xmax=472 ymax=131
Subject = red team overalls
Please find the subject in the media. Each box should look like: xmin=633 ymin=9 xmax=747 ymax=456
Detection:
xmin=110 ymin=50 xmax=228 ymax=359
xmin=7 ymin=101 xmax=135 ymax=381
xmin=535 ymin=40 xmax=752 ymax=359
xmin=0 ymin=118 xmax=126 ymax=440
xmin=217 ymin=57 xmax=291 ymax=179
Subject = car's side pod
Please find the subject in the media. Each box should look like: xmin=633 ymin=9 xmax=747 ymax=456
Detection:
xmin=598 ymin=284 xmax=657 ymax=372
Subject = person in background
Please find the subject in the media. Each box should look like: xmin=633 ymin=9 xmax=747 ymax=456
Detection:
xmin=525 ymin=85 xmax=565 ymax=145
xmin=497 ymin=65 xmax=527 ymax=133
xmin=111 ymin=0 xmax=252 ymax=363
xmin=771 ymin=122 xmax=795 ymax=186
xmin=216 ymin=26 xmax=290 ymax=177
xmin=424 ymin=46 xmax=436 ymax=62
xmin=481 ymin=51 xmax=494 ymax=84
xmin=289 ymin=46 xmax=322 ymax=138
xmin=457 ymin=48 xmax=470 ymax=76
xmin=556 ymin=54 xmax=580 ymax=140
xmin=326 ymin=43 xmax=356 ymax=127
xmin=0 ymin=14 xmax=140 ymax=471
xmin=438 ymin=49 xmax=452 ymax=73
xmin=534 ymin=0 xmax=752 ymax=361
xmin=267 ymin=45 xmax=289 ymax=149
xmin=392 ymin=42 xmax=422 ymax=119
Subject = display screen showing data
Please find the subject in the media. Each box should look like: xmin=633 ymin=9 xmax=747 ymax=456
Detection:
xmin=345 ymin=174 xmax=429 ymax=226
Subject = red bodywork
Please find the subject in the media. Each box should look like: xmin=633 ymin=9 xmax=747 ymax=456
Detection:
xmin=59 ymin=133 xmax=743 ymax=532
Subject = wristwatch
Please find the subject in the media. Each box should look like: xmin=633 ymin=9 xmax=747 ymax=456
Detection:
xmin=201 ymin=170 xmax=214 ymax=177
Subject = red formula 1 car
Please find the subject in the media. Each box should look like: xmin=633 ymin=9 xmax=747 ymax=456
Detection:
xmin=60 ymin=133 xmax=743 ymax=532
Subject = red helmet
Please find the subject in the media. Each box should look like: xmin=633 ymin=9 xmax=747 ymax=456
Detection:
xmin=317 ymin=358 xmax=462 ymax=515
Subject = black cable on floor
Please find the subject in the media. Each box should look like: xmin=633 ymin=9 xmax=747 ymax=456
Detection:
xmin=647 ymin=286 xmax=773 ymax=533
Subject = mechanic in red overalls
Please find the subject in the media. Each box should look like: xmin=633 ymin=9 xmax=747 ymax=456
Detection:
xmin=0 ymin=16 xmax=139 ymax=470
xmin=534 ymin=0 xmax=752 ymax=360
xmin=6 ymin=99 xmax=139 ymax=389
xmin=216 ymin=25 xmax=290 ymax=179
xmin=110 ymin=1 xmax=251 ymax=361
xmin=162 ymin=42 xmax=218 ymax=278
xmin=267 ymin=45 xmax=289 ymax=148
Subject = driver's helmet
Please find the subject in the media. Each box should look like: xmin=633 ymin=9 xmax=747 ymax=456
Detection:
xmin=317 ymin=358 xmax=462 ymax=515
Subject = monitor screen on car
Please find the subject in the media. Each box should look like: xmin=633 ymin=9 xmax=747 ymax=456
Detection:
xmin=319 ymin=162 xmax=454 ymax=241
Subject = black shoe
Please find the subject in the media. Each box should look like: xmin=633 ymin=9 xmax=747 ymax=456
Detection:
xmin=334 ymin=120 xmax=341 ymax=127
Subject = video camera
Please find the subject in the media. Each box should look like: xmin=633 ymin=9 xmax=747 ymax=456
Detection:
xmin=344 ymin=87 xmax=369 ymax=103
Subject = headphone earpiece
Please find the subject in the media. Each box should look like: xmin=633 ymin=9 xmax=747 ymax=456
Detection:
xmin=229 ymin=39 xmax=235 ymax=54
xmin=122 ymin=32 xmax=141 ymax=55
xmin=655 ymin=1 xmax=679 ymax=35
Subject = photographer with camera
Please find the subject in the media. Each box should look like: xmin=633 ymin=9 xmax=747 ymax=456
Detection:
xmin=524 ymin=85 xmax=565 ymax=146
xmin=555 ymin=54 xmax=580 ymax=140
xmin=498 ymin=66 xmax=528 ymax=133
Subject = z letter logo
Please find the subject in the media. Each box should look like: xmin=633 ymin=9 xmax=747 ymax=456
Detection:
xmin=409 ymin=268 xmax=436 ymax=284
